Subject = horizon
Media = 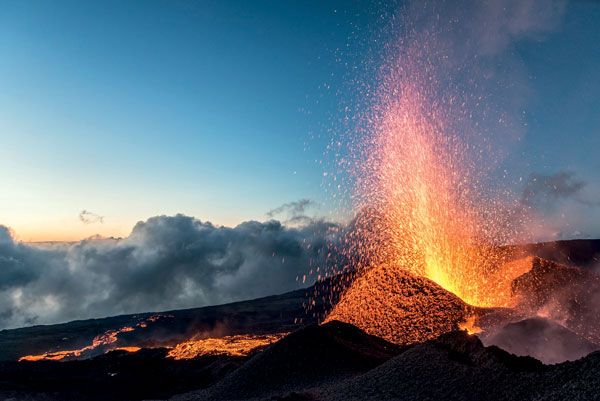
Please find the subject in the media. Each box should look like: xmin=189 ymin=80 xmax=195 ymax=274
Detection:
xmin=0 ymin=0 xmax=599 ymax=331
xmin=1 ymin=0 xmax=599 ymax=242
xmin=3 ymin=3 xmax=600 ymax=400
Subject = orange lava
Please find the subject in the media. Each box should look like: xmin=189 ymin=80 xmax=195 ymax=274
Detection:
xmin=167 ymin=333 xmax=287 ymax=359
xmin=114 ymin=346 xmax=141 ymax=353
xmin=325 ymin=265 xmax=473 ymax=345
xmin=19 ymin=314 xmax=170 ymax=362
xmin=323 ymin=11 xmax=535 ymax=345
xmin=19 ymin=351 xmax=77 ymax=362
xmin=348 ymin=84 xmax=523 ymax=307
xmin=459 ymin=315 xmax=482 ymax=335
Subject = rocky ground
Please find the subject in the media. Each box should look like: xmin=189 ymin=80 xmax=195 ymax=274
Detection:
xmin=172 ymin=321 xmax=600 ymax=401
xmin=1 ymin=239 xmax=599 ymax=401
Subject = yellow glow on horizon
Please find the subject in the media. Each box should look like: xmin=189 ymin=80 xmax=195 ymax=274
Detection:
xmin=6 ymin=214 xmax=253 ymax=243
xmin=12 ymin=223 xmax=131 ymax=243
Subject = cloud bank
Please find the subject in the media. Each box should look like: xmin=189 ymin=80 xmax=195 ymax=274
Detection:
xmin=0 ymin=215 xmax=340 ymax=330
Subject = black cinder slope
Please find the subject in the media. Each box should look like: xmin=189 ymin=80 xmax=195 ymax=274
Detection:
xmin=311 ymin=331 xmax=600 ymax=401
xmin=173 ymin=320 xmax=402 ymax=401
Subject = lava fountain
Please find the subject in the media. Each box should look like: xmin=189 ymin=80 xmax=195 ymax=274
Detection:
xmin=350 ymin=78 xmax=520 ymax=308
xmin=325 ymin=4 xmax=531 ymax=342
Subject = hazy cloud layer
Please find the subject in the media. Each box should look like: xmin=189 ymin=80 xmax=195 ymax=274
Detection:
xmin=0 ymin=215 xmax=340 ymax=330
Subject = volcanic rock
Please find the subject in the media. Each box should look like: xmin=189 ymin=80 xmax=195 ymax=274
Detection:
xmin=482 ymin=317 xmax=600 ymax=364
xmin=512 ymin=257 xmax=600 ymax=344
xmin=172 ymin=320 xmax=402 ymax=401
xmin=325 ymin=264 xmax=473 ymax=345
xmin=307 ymin=331 xmax=600 ymax=400
xmin=175 ymin=328 xmax=600 ymax=401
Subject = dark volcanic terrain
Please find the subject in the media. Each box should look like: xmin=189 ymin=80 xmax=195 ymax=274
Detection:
xmin=0 ymin=287 xmax=314 ymax=362
xmin=1 ymin=239 xmax=599 ymax=401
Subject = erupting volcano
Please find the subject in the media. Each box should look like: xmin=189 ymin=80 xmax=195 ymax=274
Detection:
xmin=2 ymin=1 xmax=599 ymax=400
xmin=323 ymin=7 xmax=562 ymax=346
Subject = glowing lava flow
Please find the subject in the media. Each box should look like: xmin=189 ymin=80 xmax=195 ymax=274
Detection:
xmin=167 ymin=333 xmax=287 ymax=359
xmin=459 ymin=315 xmax=482 ymax=335
xmin=18 ymin=314 xmax=171 ymax=362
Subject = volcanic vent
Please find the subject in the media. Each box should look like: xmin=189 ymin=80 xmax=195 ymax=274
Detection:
xmin=325 ymin=264 xmax=474 ymax=345
xmin=319 ymin=3 xmax=588 ymax=352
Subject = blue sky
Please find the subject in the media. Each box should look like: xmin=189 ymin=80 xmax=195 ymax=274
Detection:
xmin=0 ymin=0 xmax=598 ymax=241
xmin=517 ymin=1 xmax=600 ymax=175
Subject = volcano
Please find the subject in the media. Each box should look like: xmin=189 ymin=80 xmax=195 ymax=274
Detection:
xmin=324 ymin=264 xmax=473 ymax=345
xmin=1 ymin=239 xmax=600 ymax=400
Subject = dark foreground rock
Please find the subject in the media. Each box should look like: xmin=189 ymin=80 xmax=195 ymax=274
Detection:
xmin=0 ymin=348 xmax=244 ymax=401
xmin=310 ymin=330 xmax=600 ymax=401
xmin=481 ymin=317 xmax=600 ymax=364
xmin=173 ymin=320 xmax=402 ymax=401
xmin=175 ymin=327 xmax=600 ymax=401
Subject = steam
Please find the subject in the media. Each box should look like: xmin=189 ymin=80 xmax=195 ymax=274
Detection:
xmin=521 ymin=171 xmax=587 ymax=211
xmin=482 ymin=317 xmax=599 ymax=364
xmin=0 ymin=215 xmax=340 ymax=330
xmin=520 ymin=171 xmax=600 ymax=240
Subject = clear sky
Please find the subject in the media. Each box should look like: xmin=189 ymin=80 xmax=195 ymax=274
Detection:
xmin=0 ymin=0 xmax=599 ymax=241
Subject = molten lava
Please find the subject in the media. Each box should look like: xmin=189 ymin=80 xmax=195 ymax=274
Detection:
xmin=459 ymin=315 xmax=482 ymax=335
xmin=19 ymin=326 xmax=135 ymax=362
xmin=346 ymin=82 xmax=524 ymax=308
xmin=325 ymin=265 xmax=473 ymax=345
xmin=322 ymin=8 xmax=538 ymax=345
xmin=167 ymin=333 xmax=287 ymax=359
xmin=18 ymin=314 xmax=170 ymax=362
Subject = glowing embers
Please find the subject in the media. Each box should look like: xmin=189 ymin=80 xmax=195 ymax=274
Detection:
xmin=354 ymin=94 xmax=520 ymax=307
xmin=459 ymin=315 xmax=482 ymax=335
xmin=325 ymin=264 xmax=473 ymax=345
xmin=167 ymin=333 xmax=287 ymax=359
